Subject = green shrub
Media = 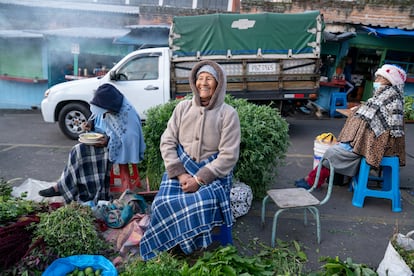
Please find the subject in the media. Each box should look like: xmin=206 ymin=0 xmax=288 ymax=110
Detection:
xmin=138 ymin=95 xmax=289 ymax=198
xmin=404 ymin=95 xmax=414 ymax=121
xmin=138 ymin=99 xmax=179 ymax=191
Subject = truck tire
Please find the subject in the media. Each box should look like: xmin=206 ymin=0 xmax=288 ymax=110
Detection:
xmin=58 ymin=102 xmax=91 ymax=140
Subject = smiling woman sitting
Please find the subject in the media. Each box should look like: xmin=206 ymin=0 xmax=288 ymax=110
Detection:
xmin=139 ymin=60 xmax=241 ymax=261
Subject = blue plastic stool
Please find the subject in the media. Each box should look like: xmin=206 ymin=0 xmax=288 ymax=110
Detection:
xmin=329 ymin=92 xmax=348 ymax=117
xmin=352 ymin=156 xmax=401 ymax=212
xmin=212 ymin=224 xmax=233 ymax=245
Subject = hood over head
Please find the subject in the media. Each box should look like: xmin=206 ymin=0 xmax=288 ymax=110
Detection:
xmin=90 ymin=83 xmax=124 ymax=113
xmin=189 ymin=60 xmax=226 ymax=109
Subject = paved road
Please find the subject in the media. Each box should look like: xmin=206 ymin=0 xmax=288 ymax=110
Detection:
xmin=1 ymin=109 xmax=413 ymax=272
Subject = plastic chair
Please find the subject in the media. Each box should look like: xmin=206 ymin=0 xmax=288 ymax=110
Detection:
xmin=351 ymin=156 xmax=401 ymax=212
xmin=329 ymin=92 xmax=348 ymax=117
xmin=212 ymin=224 xmax=233 ymax=246
xmin=261 ymin=157 xmax=335 ymax=246
xmin=109 ymin=164 xmax=142 ymax=193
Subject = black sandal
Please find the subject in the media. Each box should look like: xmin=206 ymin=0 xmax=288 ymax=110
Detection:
xmin=39 ymin=187 xmax=61 ymax=197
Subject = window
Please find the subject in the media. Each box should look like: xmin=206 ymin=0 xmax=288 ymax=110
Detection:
xmin=117 ymin=56 xmax=159 ymax=81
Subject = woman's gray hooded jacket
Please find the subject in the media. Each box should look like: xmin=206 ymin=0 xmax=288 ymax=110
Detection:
xmin=160 ymin=60 xmax=241 ymax=184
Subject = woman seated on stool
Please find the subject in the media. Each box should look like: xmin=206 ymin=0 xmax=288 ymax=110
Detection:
xmin=295 ymin=64 xmax=406 ymax=189
xmin=39 ymin=84 xmax=146 ymax=203
xmin=139 ymin=60 xmax=241 ymax=261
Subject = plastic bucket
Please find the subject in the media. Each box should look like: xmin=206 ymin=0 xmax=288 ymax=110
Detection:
xmin=313 ymin=140 xmax=333 ymax=168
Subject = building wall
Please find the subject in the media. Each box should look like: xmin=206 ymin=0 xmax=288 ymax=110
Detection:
xmin=0 ymin=80 xmax=48 ymax=109
xmin=0 ymin=0 xmax=412 ymax=109
xmin=240 ymin=1 xmax=413 ymax=31
xmin=0 ymin=5 xmax=139 ymax=30
xmin=137 ymin=5 xmax=224 ymax=25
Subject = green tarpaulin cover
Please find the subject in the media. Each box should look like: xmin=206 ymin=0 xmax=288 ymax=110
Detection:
xmin=171 ymin=11 xmax=323 ymax=59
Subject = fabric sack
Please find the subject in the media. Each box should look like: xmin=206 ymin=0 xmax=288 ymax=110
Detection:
xmin=98 ymin=190 xmax=147 ymax=229
xmin=377 ymin=231 xmax=414 ymax=276
xmin=230 ymin=181 xmax=253 ymax=219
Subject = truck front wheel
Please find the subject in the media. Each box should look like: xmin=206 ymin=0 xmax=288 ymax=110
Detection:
xmin=58 ymin=103 xmax=91 ymax=140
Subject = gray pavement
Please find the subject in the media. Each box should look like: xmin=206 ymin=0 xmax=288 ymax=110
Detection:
xmin=233 ymin=113 xmax=414 ymax=272
xmin=1 ymin=109 xmax=413 ymax=273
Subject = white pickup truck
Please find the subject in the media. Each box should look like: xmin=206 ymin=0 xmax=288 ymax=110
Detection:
xmin=41 ymin=11 xmax=323 ymax=139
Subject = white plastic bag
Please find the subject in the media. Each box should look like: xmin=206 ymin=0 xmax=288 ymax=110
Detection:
xmin=11 ymin=178 xmax=64 ymax=203
xmin=377 ymin=231 xmax=414 ymax=276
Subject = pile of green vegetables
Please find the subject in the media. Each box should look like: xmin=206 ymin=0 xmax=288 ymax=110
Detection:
xmin=0 ymin=179 xmax=113 ymax=276
xmin=392 ymin=238 xmax=414 ymax=270
xmin=0 ymin=179 xmax=40 ymax=225
xmin=120 ymin=241 xmax=307 ymax=275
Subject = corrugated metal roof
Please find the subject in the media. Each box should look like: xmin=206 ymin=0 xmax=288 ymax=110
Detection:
xmin=114 ymin=25 xmax=170 ymax=46
xmin=35 ymin=27 xmax=130 ymax=39
xmin=0 ymin=0 xmax=140 ymax=14
xmin=125 ymin=25 xmax=171 ymax=30
xmin=0 ymin=30 xmax=43 ymax=38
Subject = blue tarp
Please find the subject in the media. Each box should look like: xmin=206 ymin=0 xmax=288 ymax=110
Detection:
xmin=362 ymin=26 xmax=414 ymax=37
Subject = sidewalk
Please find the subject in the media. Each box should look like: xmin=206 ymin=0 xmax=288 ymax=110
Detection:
xmin=1 ymin=110 xmax=413 ymax=272
xmin=232 ymin=115 xmax=414 ymax=272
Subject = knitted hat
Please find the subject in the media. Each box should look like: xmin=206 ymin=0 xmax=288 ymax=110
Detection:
xmin=196 ymin=65 xmax=218 ymax=81
xmin=90 ymin=84 xmax=124 ymax=113
xmin=375 ymin=64 xmax=407 ymax=86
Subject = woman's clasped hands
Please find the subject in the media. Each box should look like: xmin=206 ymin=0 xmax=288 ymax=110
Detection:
xmin=178 ymin=173 xmax=202 ymax=193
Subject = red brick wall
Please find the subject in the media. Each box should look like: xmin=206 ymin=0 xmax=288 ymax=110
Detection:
xmin=137 ymin=5 xmax=229 ymax=25
xmin=240 ymin=1 xmax=413 ymax=30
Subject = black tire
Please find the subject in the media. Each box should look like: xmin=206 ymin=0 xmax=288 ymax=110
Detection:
xmin=58 ymin=102 xmax=91 ymax=140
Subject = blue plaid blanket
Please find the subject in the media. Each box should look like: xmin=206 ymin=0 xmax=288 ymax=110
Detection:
xmin=139 ymin=145 xmax=233 ymax=260
xmin=58 ymin=143 xmax=111 ymax=203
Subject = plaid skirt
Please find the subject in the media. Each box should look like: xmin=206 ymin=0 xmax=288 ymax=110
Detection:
xmin=139 ymin=145 xmax=233 ymax=261
xmin=57 ymin=143 xmax=111 ymax=203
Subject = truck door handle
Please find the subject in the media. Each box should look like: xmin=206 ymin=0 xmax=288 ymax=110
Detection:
xmin=144 ymin=85 xmax=159 ymax=90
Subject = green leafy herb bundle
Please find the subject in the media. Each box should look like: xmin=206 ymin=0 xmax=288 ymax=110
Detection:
xmin=312 ymin=256 xmax=377 ymax=276
xmin=32 ymin=202 xmax=109 ymax=258
xmin=392 ymin=238 xmax=414 ymax=270
xmin=0 ymin=178 xmax=39 ymax=225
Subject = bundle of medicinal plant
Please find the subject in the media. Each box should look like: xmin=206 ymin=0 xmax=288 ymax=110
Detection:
xmin=32 ymin=202 xmax=110 ymax=258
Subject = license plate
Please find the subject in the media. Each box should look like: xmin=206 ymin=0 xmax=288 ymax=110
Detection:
xmin=248 ymin=63 xmax=276 ymax=74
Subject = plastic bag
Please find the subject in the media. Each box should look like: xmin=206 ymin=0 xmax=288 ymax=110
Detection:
xmin=377 ymin=231 xmax=414 ymax=276
xmin=315 ymin=132 xmax=337 ymax=144
xmin=42 ymin=254 xmax=117 ymax=276
xmin=11 ymin=178 xmax=64 ymax=203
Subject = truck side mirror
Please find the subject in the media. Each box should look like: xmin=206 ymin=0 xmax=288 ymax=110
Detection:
xmin=109 ymin=71 xmax=117 ymax=81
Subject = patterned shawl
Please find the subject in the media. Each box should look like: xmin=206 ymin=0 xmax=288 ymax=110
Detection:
xmin=356 ymin=85 xmax=404 ymax=138
xmin=104 ymin=98 xmax=145 ymax=164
